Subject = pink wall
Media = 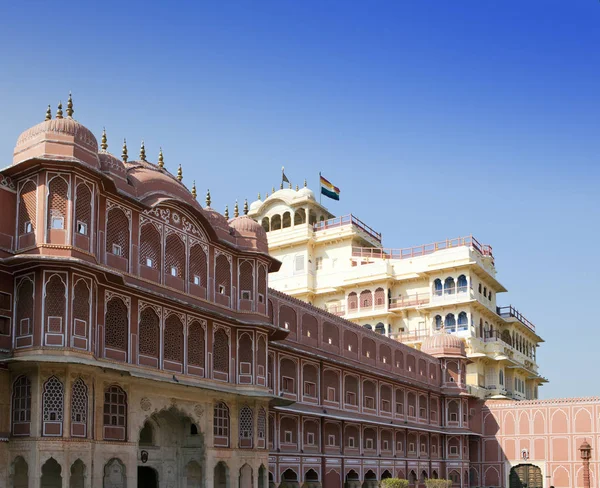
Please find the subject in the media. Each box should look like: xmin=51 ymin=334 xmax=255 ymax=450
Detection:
xmin=471 ymin=397 xmax=600 ymax=487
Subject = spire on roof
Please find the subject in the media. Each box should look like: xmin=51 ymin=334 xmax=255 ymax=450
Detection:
xmin=234 ymin=200 xmax=239 ymax=218
xmin=296 ymin=184 xmax=299 ymax=191
xmin=304 ymin=178 xmax=307 ymax=187
xmin=101 ymin=128 xmax=108 ymax=151
xmin=224 ymin=205 xmax=229 ymax=219
xmin=257 ymin=192 xmax=261 ymax=200
xmin=66 ymin=92 xmax=74 ymax=118
xmin=139 ymin=141 xmax=146 ymax=161
xmin=158 ymin=147 xmax=164 ymax=168
xmin=243 ymin=199 xmax=248 ymax=215
xmin=191 ymin=180 xmax=197 ymax=199
xmin=56 ymin=102 xmax=63 ymax=119
xmin=206 ymin=189 xmax=211 ymax=207
xmin=45 ymin=105 xmax=52 ymax=121
xmin=177 ymin=164 xmax=183 ymax=181
xmin=122 ymin=138 xmax=128 ymax=162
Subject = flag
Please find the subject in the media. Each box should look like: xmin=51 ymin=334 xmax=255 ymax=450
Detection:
xmin=282 ymin=171 xmax=290 ymax=184
xmin=320 ymin=174 xmax=340 ymax=201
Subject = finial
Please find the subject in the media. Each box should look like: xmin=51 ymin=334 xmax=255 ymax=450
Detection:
xmin=205 ymin=189 xmax=211 ymax=207
xmin=101 ymin=128 xmax=108 ymax=151
xmin=139 ymin=141 xmax=146 ymax=161
xmin=66 ymin=92 xmax=74 ymax=118
xmin=258 ymin=192 xmax=261 ymax=200
xmin=45 ymin=105 xmax=52 ymax=121
xmin=296 ymin=184 xmax=299 ymax=191
xmin=289 ymin=182 xmax=292 ymax=189
xmin=224 ymin=205 xmax=229 ymax=219
xmin=304 ymin=178 xmax=307 ymax=187
xmin=272 ymin=186 xmax=275 ymax=193
xmin=280 ymin=181 xmax=284 ymax=190
xmin=191 ymin=180 xmax=197 ymax=199
xmin=265 ymin=191 xmax=269 ymax=198
xmin=177 ymin=164 xmax=183 ymax=181
xmin=243 ymin=199 xmax=249 ymax=215
xmin=158 ymin=147 xmax=164 ymax=168
xmin=234 ymin=200 xmax=239 ymax=218
xmin=56 ymin=102 xmax=63 ymax=119
xmin=122 ymin=138 xmax=128 ymax=162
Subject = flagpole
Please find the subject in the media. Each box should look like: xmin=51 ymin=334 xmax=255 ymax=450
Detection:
xmin=319 ymin=172 xmax=322 ymax=205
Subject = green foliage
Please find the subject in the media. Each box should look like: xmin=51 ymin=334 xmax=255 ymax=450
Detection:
xmin=381 ymin=479 xmax=409 ymax=488
xmin=424 ymin=480 xmax=452 ymax=488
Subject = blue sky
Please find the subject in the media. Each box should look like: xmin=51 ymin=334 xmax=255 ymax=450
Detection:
xmin=1 ymin=1 xmax=598 ymax=398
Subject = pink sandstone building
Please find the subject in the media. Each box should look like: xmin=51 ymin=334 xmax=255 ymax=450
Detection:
xmin=0 ymin=99 xmax=596 ymax=487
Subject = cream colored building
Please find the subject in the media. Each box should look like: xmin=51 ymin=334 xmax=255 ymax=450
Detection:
xmin=248 ymin=185 xmax=546 ymax=401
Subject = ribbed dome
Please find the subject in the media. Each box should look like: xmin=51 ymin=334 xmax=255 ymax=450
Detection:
xmin=99 ymin=152 xmax=126 ymax=177
xmin=421 ymin=332 xmax=466 ymax=358
xmin=229 ymin=215 xmax=269 ymax=252
xmin=204 ymin=207 xmax=230 ymax=232
xmin=16 ymin=117 xmax=98 ymax=152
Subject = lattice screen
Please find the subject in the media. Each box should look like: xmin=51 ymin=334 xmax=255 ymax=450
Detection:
xmin=139 ymin=224 xmax=161 ymax=269
xmin=215 ymin=254 xmax=231 ymax=297
xmin=189 ymin=244 xmax=207 ymax=287
xmin=71 ymin=378 xmax=88 ymax=424
xmin=238 ymin=333 xmax=253 ymax=364
xmin=44 ymin=275 xmax=66 ymax=333
xmin=106 ymin=208 xmax=130 ymax=259
xmin=42 ymin=376 xmax=64 ymax=422
xmin=16 ymin=279 xmax=34 ymax=336
xmin=75 ymin=182 xmax=92 ymax=232
xmin=258 ymin=265 xmax=266 ymax=296
xmin=360 ymin=290 xmax=373 ymax=307
xmin=47 ymin=176 xmax=68 ymax=230
xmin=105 ymin=298 xmax=128 ymax=351
xmin=213 ymin=328 xmax=229 ymax=373
xmin=187 ymin=320 xmax=205 ymax=367
xmin=73 ymin=280 xmax=90 ymax=323
xmin=257 ymin=407 xmax=266 ymax=439
xmin=239 ymin=406 xmax=253 ymax=439
xmin=18 ymin=180 xmax=37 ymax=235
xmin=164 ymin=314 xmax=184 ymax=362
xmin=138 ymin=307 xmax=159 ymax=357
xmin=165 ymin=233 xmax=185 ymax=278
xmin=239 ymin=261 xmax=254 ymax=299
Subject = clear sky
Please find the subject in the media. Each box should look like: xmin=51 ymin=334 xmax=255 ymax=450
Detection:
xmin=1 ymin=1 xmax=598 ymax=398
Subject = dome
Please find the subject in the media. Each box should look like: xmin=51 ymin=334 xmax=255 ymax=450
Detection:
xmin=229 ymin=215 xmax=269 ymax=253
xmin=421 ymin=332 xmax=466 ymax=358
xmin=99 ymin=152 xmax=126 ymax=178
xmin=249 ymin=198 xmax=262 ymax=213
xmin=203 ymin=207 xmax=231 ymax=232
xmin=14 ymin=117 xmax=99 ymax=168
xmin=294 ymin=187 xmax=315 ymax=200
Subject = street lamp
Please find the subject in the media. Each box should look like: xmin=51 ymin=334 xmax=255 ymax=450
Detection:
xmin=579 ymin=440 xmax=592 ymax=488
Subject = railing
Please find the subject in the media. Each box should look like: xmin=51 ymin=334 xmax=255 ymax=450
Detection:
xmin=497 ymin=305 xmax=536 ymax=332
xmin=389 ymin=328 xmax=430 ymax=342
xmin=326 ymin=304 xmax=345 ymax=316
xmin=390 ymin=293 xmax=430 ymax=309
xmin=314 ymin=214 xmax=382 ymax=243
xmin=351 ymin=235 xmax=494 ymax=262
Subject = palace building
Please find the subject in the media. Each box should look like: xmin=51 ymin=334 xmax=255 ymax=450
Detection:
xmin=247 ymin=187 xmax=546 ymax=402
xmin=0 ymin=100 xmax=597 ymax=488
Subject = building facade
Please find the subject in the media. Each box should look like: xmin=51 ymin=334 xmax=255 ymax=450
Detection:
xmin=247 ymin=187 xmax=546 ymax=402
xmin=0 ymin=103 xmax=597 ymax=488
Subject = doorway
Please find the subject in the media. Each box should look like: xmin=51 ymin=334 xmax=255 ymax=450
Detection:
xmin=509 ymin=464 xmax=543 ymax=488
xmin=138 ymin=466 xmax=158 ymax=488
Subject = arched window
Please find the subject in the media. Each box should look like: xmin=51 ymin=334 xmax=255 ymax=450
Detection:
xmin=74 ymin=182 xmax=92 ymax=240
xmin=499 ymin=370 xmax=504 ymax=385
xmin=215 ymin=254 xmax=231 ymax=299
xmin=457 ymin=312 xmax=468 ymax=330
xmin=164 ymin=314 xmax=184 ymax=363
xmin=72 ymin=279 xmax=90 ymax=347
xmin=457 ymin=275 xmax=468 ymax=292
xmin=257 ymin=407 xmax=266 ymax=441
xmin=187 ymin=320 xmax=205 ymax=370
xmin=261 ymin=217 xmax=270 ymax=232
xmin=347 ymin=292 xmax=358 ymax=310
xmin=444 ymin=277 xmax=455 ymax=295
xmin=12 ymin=376 xmax=31 ymax=436
xmin=360 ymin=290 xmax=373 ymax=308
xmin=257 ymin=265 xmax=267 ymax=303
xmin=213 ymin=328 xmax=230 ymax=375
xmin=103 ymin=385 xmax=127 ymax=441
xmin=238 ymin=332 xmax=254 ymax=376
xmin=435 ymin=315 xmax=443 ymax=330
xmin=364 ymin=323 xmax=373 ymax=330
xmin=164 ymin=233 xmax=185 ymax=279
xmin=375 ymin=322 xmax=386 ymax=335
xmin=42 ymin=376 xmax=64 ymax=436
xmin=47 ymin=176 xmax=69 ymax=233
xmin=44 ymin=274 xmax=66 ymax=338
xmin=239 ymin=406 xmax=254 ymax=447
xmin=271 ymin=214 xmax=281 ymax=230
xmin=239 ymin=261 xmax=254 ymax=301
xmin=214 ymin=402 xmax=230 ymax=447
xmin=71 ymin=378 xmax=88 ymax=437
xmin=282 ymin=212 xmax=291 ymax=228
xmin=138 ymin=307 xmax=160 ymax=360
xmin=104 ymin=297 xmax=128 ymax=355
xmin=106 ymin=207 xmax=130 ymax=259
xmin=139 ymin=421 xmax=154 ymax=446
xmin=189 ymin=244 xmax=208 ymax=289
xmin=18 ymin=180 xmax=37 ymax=237
xmin=16 ymin=277 xmax=34 ymax=339
xmin=433 ymin=279 xmax=443 ymax=297
xmin=374 ymin=287 xmax=385 ymax=307
xmin=445 ymin=313 xmax=456 ymax=331
xmin=294 ymin=209 xmax=306 ymax=225
xmin=139 ymin=223 xmax=161 ymax=270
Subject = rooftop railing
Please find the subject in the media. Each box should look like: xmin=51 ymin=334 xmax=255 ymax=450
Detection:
xmin=389 ymin=293 xmax=430 ymax=310
xmin=314 ymin=214 xmax=382 ymax=243
xmin=497 ymin=305 xmax=536 ymax=332
xmin=351 ymin=235 xmax=494 ymax=262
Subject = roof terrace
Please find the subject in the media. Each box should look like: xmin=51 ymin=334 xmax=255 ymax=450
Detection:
xmin=313 ymin=214 xmax=382 ymax=243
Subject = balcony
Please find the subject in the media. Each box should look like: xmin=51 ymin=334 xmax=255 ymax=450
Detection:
xmin=497 ymin=305 xmax=536 ymax=332
xmin=389 ymin=293 xmax=430 ymax=310
xmin=314 ymin=214 xmax=382 ymax=243
xmin=351 ymin=235 xmax=493 ymax=262
xmin=389 ymin=328 xmax=430 ymax=343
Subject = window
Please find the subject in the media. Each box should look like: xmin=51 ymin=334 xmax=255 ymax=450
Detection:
xmin=145 ymin=257 xmax=153 ymax=267
xmin=420 ymin=407 xmax=426 ymax=419
xmin=307 ymin=432 xmax=315 ymax=445
xmin=103 ymin=385 xmax=127 ymax=441
xmin=42 ymin=376 xmax=64 ymax=425
xmin=218 ymin=285 xmax=225 ymax=294
xmin=366 ymin=438 xmax=374 ymax=450
xmin=409 ymin=405 xmax=415 ymax=417
xmin=346 ymin=391 xmax=356 ymax=405
xmin=315 ymin=257 xmax=323 ymax=270
xmin=77 ymin=221 xmax=87 ymax=235
xmin=397 ymin=441 xmax=403 ymax=451
xmin=327 ymin=387 xmax=336 ymax=402
xmin=432 ymin=444 xmax=437 ymax=454
xmin=170 ymin=266 xmax=178 ymax=277
xmin=328 ymin=434 xmax=336 ymax=446
xmin=193 ymin=275 xmax=201 ymax=285
xmin=450 ymin=412 xmax=458 ymax=422
xmin=304 ymin=382 xmax=316 ymax=398
xmin=112 ymin=243 xmax=122 ymax=256
xmin=499 ymin=370 xmax=504 ymax=385
xmin=71 ymin=378 xmax=87 ymax=431
xmin=24 ymin=221 xmax=33 ymax=234
xmin=241 ymin=290 xmax=251 ymax=300
xmin=421 ymin=443 xmax=427 ymax=453
xmin=12 ymin=376 xmax=31 ymax=429
xmin=284 ymin=431 xmax=293 ymax=443
xmin=51 ymin=216 xmax=64 ymax=230
xmin=449 ymin=445 xmax=458 ymax=455
xmin=381 ymin=399 xmax=390 ymax=412
xmin=213 ymin=402 xmax=230 ymax=443
xmin=409 ymin=442 xmax=415 ymax=453
xmin=282 ymin=377 xmax=294 ymax=393
xmin=396 ymin=403 xmax=404 ymax=415
xmin=239 ymin=406 xmax=253 ymax=441
xmin=294 ymin=255 xmax=304 ymax=272
xmin=348 ymin=436 xmax=355 ymax=448
xmin=364 ymin=396 xmax=375 ymax=409
xmin=383 ymin=440 xmax=389 ymax=450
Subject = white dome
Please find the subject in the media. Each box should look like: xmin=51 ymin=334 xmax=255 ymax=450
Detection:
xmin=249 ymin=198 xmax=262 ymax=212
xmin=294 ymin=187 xmax=315 ymax=200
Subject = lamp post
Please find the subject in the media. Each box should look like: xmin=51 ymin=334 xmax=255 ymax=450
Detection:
xmin=580 ymin=440 xmax=592 ymax=488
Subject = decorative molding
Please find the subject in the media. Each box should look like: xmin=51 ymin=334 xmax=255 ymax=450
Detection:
xmin=140 ymin=397 xmax=152 ymax=412
xmin=106 ymin=199 xmax=132 ymax=220
xmin=139 ymin=300 xmax=162 ymax=319
xmin=164 ymin=308 xmax=186 ymax=324
xmin=104 ymin=290 xmax=130 ymax=309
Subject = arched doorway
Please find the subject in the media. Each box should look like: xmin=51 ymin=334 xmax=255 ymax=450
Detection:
xmin=138 ymin=466 xmax=158 ymax=488
xmin=509 ymin=464 xmax=543 ymax=488
xmin=41 ymin=458 xmax=62 ymax=488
